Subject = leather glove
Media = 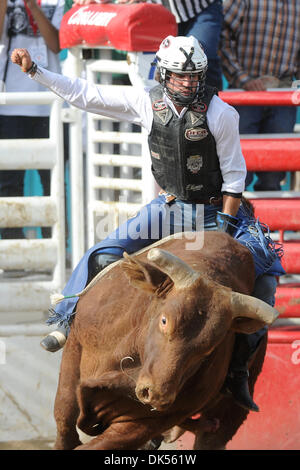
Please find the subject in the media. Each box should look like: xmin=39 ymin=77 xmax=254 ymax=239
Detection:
xmin=216 ymin=212 xmax=239 ymax=237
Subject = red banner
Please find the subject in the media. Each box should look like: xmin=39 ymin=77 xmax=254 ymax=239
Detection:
xmin=59 ymin=3 xmax=177 ymax=52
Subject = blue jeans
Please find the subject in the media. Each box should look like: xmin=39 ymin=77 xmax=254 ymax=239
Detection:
xmin=178 ymin=0 xmax=223 ymax=90
xmin=253 ymin=274 xmax=277 ymax=307
xmin=96 ymin=195 xmax=221 ymax=255
xmin=236 ymin=105 xmax=297 ymax=191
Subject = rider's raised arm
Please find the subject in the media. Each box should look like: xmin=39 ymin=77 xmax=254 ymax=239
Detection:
xmin=34 ymin=66 xmax=152 ymax=128
xmin=11 ymin=48 xmax=153 ymax=130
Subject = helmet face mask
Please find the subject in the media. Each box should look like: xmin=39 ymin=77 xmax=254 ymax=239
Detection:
xmin=163 ymin=70 xmax=205 ymax=106
xmin=155 ymin=36 xmax=208 ymax=106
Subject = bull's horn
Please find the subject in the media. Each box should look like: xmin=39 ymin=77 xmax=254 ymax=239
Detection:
xmin=147 ymin=248 xmax=199 ymax=288
xmin=231 ymin=292 xmax=279 ymax=325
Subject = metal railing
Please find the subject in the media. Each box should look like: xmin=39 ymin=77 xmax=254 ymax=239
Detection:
xmin=221 ymin=89 xmax=300 ymax=320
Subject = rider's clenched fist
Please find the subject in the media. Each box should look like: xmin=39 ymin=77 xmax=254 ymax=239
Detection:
xmin=11 ymin=49 xmax=33 ymax=73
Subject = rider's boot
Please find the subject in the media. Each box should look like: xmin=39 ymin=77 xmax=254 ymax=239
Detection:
xmin=40 ymin=252 xmax=122 ymax=352
xmin=40 ymin=325 xmax=68 ymax=353
xmin=222 ymin=328 xmax=267 ymax=412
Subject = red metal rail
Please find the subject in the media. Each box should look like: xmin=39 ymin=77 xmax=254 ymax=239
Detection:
xmin=219 ymin=90 xmax=298 ymax=107
xmin=275 ymin=286 xmax=300 ymax=317
xmin=280 ymin=242 xmax=300 ymax=274
xmin=251 ymin=198 xmax=300 ymax=318
xmin=251 ymin=199 xmax=300 ymax=231
xmin=219 ymin=90 xmax=300 ymax=171
xmin=242 ymin=138 xmax=300 ymax=171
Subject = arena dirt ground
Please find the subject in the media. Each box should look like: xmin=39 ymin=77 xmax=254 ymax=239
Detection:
xmin=0 ymin=440 xmax=55 ymax=450
xmin=0 ymin=439 xmax=176 ymax=450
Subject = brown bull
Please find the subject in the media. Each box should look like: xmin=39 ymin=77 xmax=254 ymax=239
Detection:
xmin=53 ymin=231 xmax=278 ymax=450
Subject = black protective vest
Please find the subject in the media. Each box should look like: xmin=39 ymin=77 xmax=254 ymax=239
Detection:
xmin=148 ymin=85 xmax=223 ymax=201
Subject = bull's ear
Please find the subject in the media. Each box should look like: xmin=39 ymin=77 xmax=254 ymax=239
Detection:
xmin=121 ymin=252 xmax=173 ymax=297
xmin=231 ymin=317 xmax=267 ymax=334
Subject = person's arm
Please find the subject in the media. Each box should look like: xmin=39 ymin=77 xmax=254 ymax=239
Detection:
xmin=208 ymin=97 xmax=246 ymax=232
xmin=219 ymin=0 xmax=250 ymax=88
xmin=0 ymin=0 xmax=7 ymax=39
xmin=221 ymin=194 xmax=241 ymax=218
xmin=10 ymin=48 xmax=152 ymax=129
xmin=210 ymin=99 xmax=246 ymax=199
xmin=23 ymin=0 xmax=60 ymax=53
xmin=216 ymin=194 xmax=241 ymax=236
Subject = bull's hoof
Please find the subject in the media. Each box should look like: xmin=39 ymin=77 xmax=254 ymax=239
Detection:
xmin=40 ymin=331 xmax=67 ymax=353
xmin=141 ymin=436 xmax=163 ymax=450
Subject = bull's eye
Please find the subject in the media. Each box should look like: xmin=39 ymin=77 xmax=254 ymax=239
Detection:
xmin=160 ymin=315 xmax=168 ymax=332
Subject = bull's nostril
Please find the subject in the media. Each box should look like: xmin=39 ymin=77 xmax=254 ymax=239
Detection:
xmin=136 ymin=385 xmax=152 ymax=403
xmin=141 ymin=387 xmax=150 ymax=400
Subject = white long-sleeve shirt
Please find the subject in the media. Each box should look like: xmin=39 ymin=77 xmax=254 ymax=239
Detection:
xmin=32 ymin=66 xmax=246 ymax=194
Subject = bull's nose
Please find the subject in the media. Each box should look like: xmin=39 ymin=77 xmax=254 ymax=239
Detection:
xmin=135 ymin=383 xmax=153 ymax=404
xmin=135 ymin=383 xmax=175 ymax=411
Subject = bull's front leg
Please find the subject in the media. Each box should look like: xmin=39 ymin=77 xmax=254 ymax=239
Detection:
xmin=163 ymin=416 xmax=220 ymax=444
xmin=74 ymin=421 xmax=157 ymax=450
xmin=54 ymin=327 xmax=82 ymax=450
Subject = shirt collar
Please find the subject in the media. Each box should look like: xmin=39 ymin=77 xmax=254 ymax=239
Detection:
xmin=163 ymin=94 xmax=187 ymax=118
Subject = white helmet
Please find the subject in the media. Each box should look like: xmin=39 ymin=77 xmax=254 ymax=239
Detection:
xmin=155 ymin=35 xmax=208 ymax=105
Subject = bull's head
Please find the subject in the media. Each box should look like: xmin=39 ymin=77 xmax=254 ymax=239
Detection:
xmin=122 ymin=248 xmax=279 ymax=412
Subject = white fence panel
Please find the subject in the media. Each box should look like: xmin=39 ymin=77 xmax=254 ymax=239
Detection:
xmin=0 ymin=92 xmax=66 ymax=443
xmin=0 ymin=92 xmax=66 ymax=314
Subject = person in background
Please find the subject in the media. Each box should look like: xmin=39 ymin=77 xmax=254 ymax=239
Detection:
xmin=12 ymin=36 xmax=285 ymax=413
xmin=0 ymin=0 xmax=64 ymax=243
xmin=220 ymin=0 xmax=300 ymax=191
xmin=69 ymin=0 xmax=223 ymax=90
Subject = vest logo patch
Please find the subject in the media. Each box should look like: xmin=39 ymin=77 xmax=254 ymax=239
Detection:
xmin=185 ymin=127 xmax=208 ymax=141
xmin=152 ymin=100 xmax=167 ymax=111
xmin=192 ymin=102 xmax=207 ymax=113
xmin=156 ymin=109 xmax=172 ymax=125
xmin=189 ymin=112 xmax=205 ymax=126
xmin=187 ymin=155 xmax=203 ymax=174
xmin=186 ymin=184 xmax=204 ymax=191
xmin=151 ymin=150 xmax=160 ymax=160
